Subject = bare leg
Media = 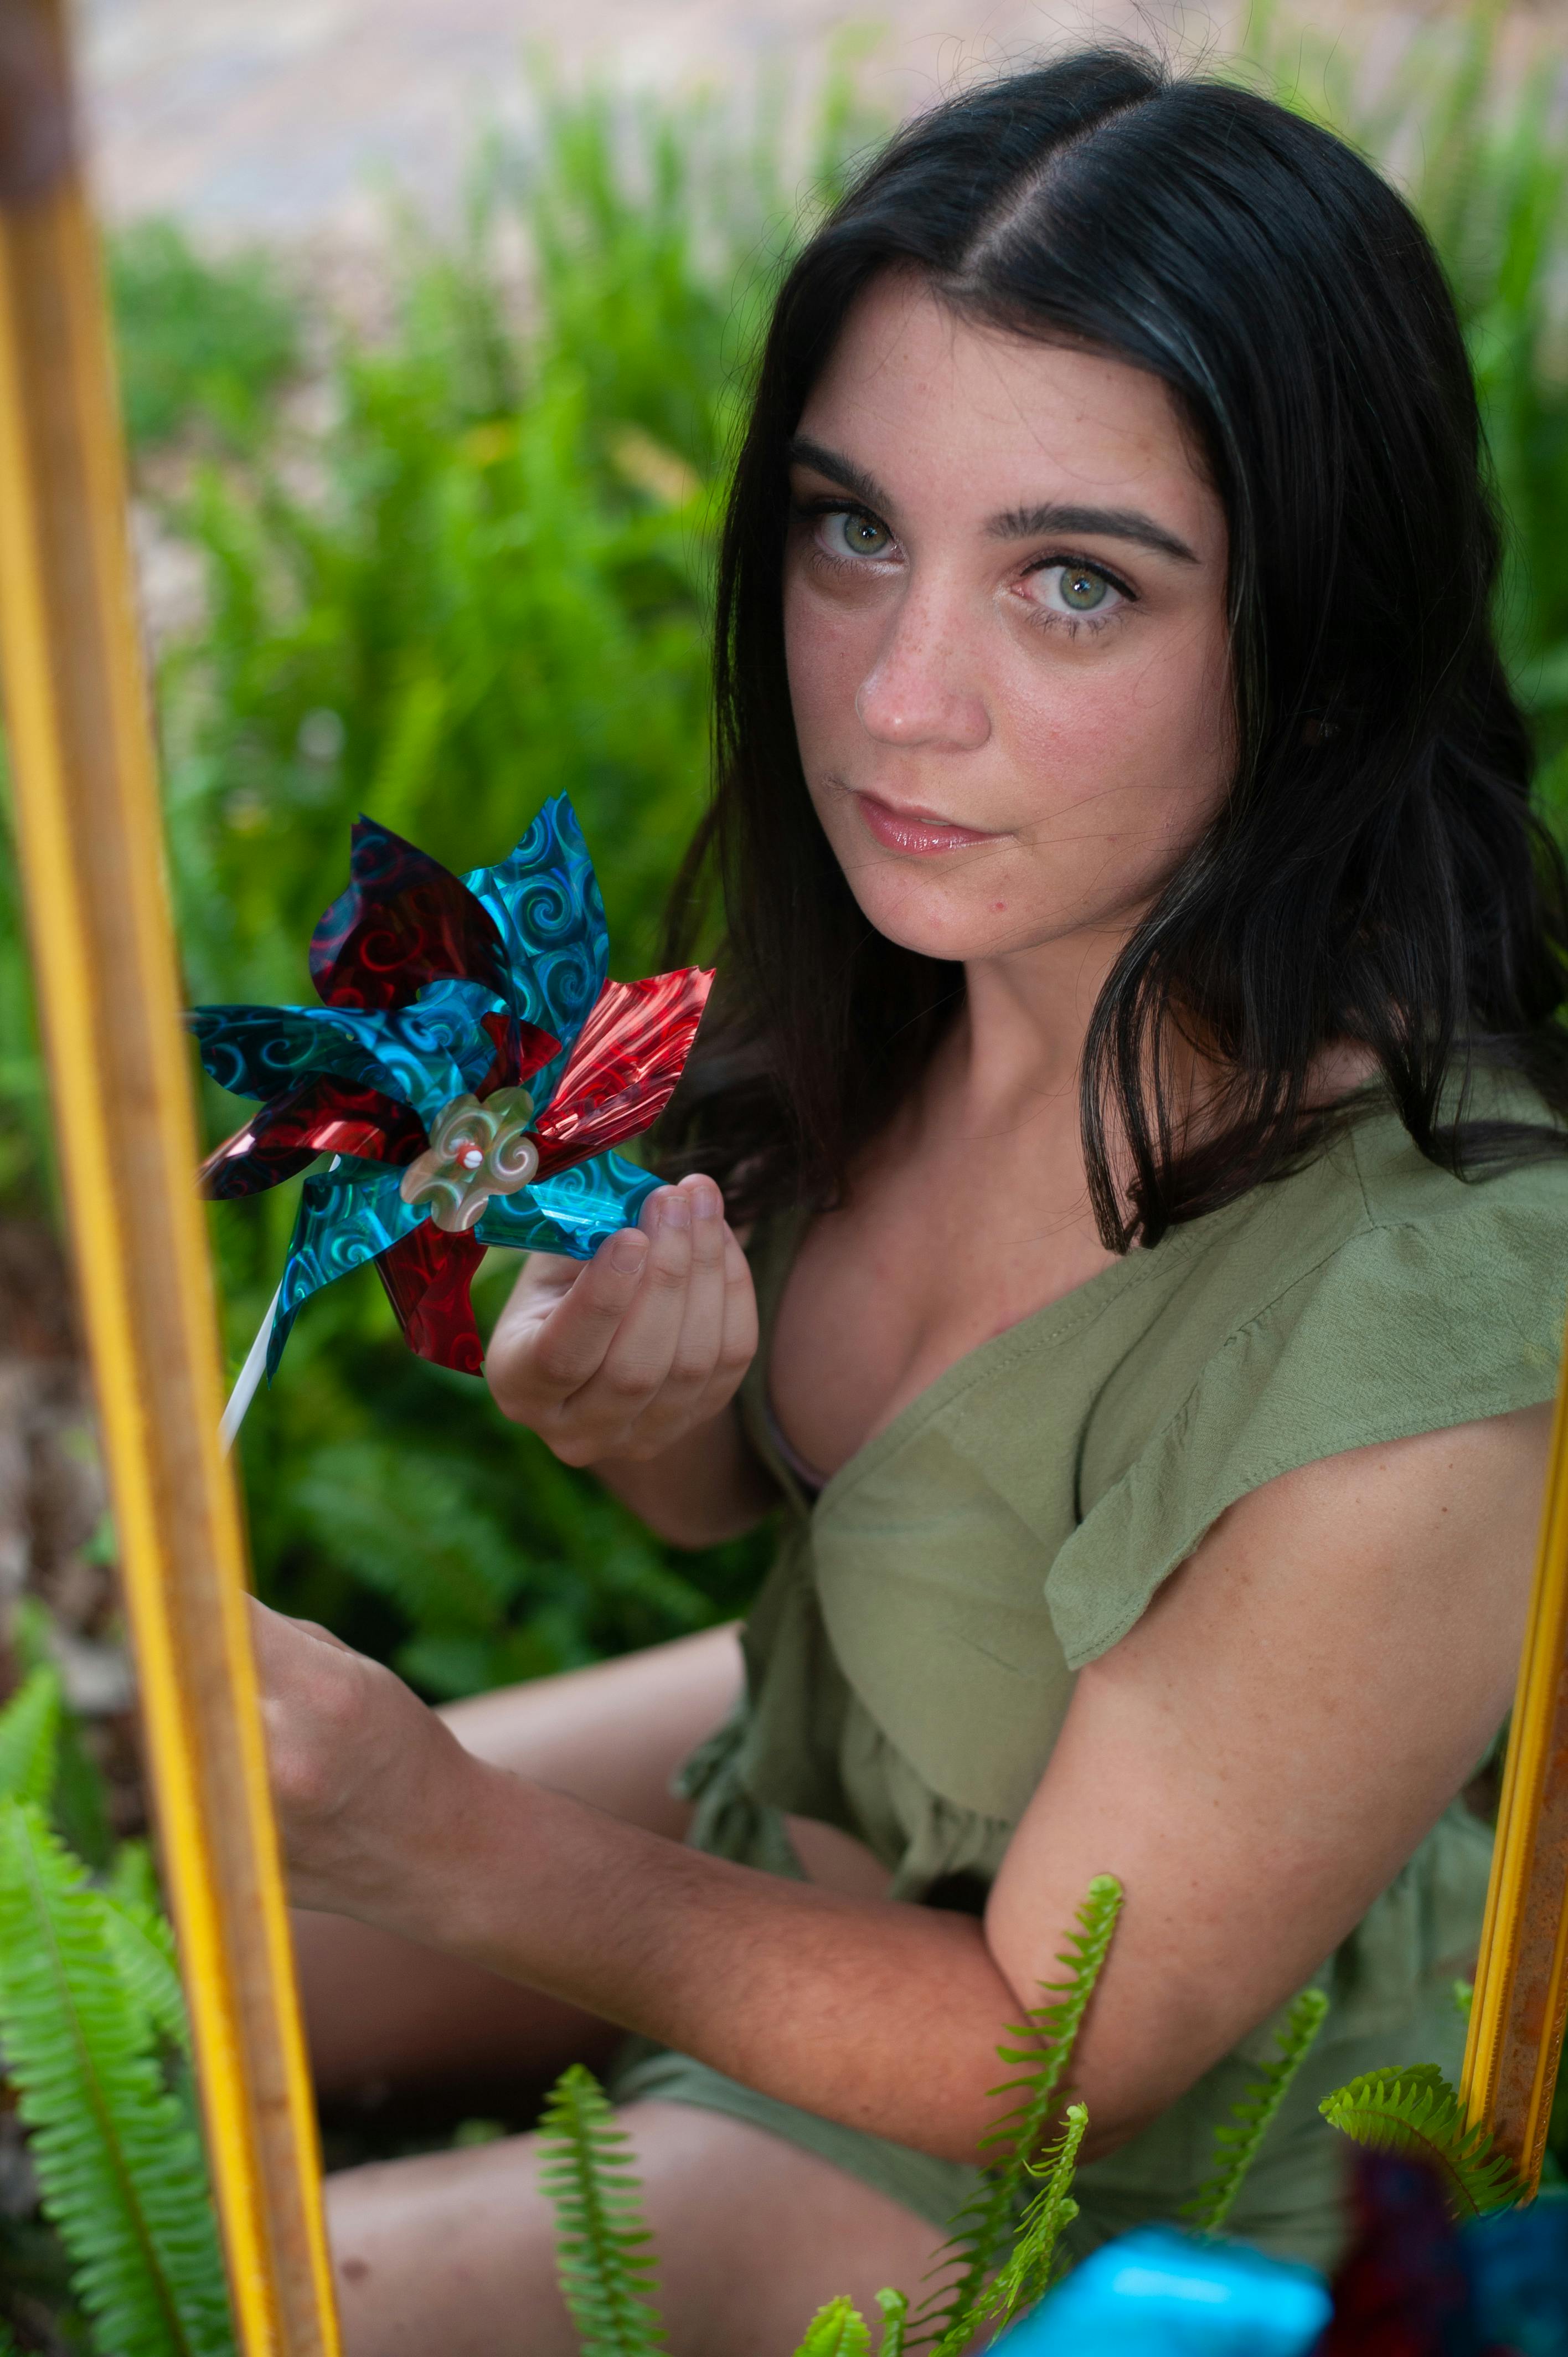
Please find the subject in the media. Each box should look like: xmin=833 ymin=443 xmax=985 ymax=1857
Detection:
xmin=297 ymin=1627 xmax=743 ymax=2104
xmin=328 ymin=2099 xmax=955 ymax=2357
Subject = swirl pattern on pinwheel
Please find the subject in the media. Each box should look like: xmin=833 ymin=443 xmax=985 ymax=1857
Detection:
xmin=191 ymin=797 xmax=712 ymax=1381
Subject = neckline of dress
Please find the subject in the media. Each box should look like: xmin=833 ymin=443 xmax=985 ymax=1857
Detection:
xmin=759 ymin=1082 xmax=1410 ymax=1516
xmin=761 ymin=1198 xmax=1211 ymax=1515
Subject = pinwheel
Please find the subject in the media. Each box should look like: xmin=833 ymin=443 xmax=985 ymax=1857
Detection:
xmin=191 ymin=797 xmax=712 ymax=1427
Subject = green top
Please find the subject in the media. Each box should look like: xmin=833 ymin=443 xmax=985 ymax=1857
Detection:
xmin=617 ymin=1090 xmax=1568 ymax=2269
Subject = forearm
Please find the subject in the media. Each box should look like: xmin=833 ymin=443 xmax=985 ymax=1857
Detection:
xmin=361 ymin=1746 xmax=1019 ymax=2162
xmin=591 ymin=1402 xmax=778 ymax=1546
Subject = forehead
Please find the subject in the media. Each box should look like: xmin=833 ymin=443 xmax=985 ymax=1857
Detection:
xmin=795 ymin=271 xmax=1220 ymax=544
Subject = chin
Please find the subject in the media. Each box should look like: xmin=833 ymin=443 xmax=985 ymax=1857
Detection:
xmin=844 ymin=868 xmax=1040 ymax=964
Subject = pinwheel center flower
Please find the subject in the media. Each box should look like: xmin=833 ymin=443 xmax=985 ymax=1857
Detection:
xmin=399 ymin=1086 xmax=540 ymax=1234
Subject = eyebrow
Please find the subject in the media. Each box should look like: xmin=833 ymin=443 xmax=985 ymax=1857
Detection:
xmin=787 ymin=437 xmax=892 ymax=515
xmin=786 ymin=437 xmax=1200 ymax=567
xmin=988 ymin=502 xmax=1199 ymax=565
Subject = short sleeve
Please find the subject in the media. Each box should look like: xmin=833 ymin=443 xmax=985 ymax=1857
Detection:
xmin=1043 ymin=1196 xmax=1568 ymax=1671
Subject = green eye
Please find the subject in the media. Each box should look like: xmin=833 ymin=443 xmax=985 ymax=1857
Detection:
xmin=836 ymin=510 xmax=891 ymax=557
xmin=1060 ymin=565 xmax=1110 ymax=611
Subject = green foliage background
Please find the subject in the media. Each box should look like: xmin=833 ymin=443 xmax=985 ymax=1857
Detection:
xmin=2 ymin=15 xmax=1567 ymax=1707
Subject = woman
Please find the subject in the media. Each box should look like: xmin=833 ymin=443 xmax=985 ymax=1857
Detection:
xmin=259 ymin=48 xmax=1568 ymax=2355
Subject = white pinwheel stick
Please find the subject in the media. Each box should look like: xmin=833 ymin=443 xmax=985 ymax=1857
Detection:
xmin=220 ymin=1283 xmax=281 ymax=1455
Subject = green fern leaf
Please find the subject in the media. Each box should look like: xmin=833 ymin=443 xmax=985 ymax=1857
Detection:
xmin=875 ymin=2289 xmax=909 ymax=2356
xmin=99 ymin=1892 xmax=192 ymax=2060
xmin=1319 ymin=2065 xmax=1521 ymax=2219
xmin=917 ymin=1875 xmax=1123 ymax=2352
xmin=971 ymin=2102 xmax=1087 ymax=2337
xmin=792 ymin=2297 xmax=871 ymax=2355
xmin=106 ymin=1840 xmax=162 ymax=1916
xmin=537 ymin=2065 xmax=666 ymax=2355
xmin=0 ymin=1800 xmax=234 ymax=2356
xmin=1184 ymin=1987 xmax=1328 ymax=2235
xmin=0 ymin=1662 xmax=63 ymax=1807
xmin=1452 ymin=1979 xmax=1474 ymax=2025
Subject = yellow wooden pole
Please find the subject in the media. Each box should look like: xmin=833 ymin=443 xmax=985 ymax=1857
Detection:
xmin=0 ymin=3 xmax=341 ymax=2348
xmin=1462 ymin=1316 xmax=1568 ymax=2195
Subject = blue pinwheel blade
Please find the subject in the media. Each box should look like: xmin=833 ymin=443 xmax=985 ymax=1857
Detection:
xmin=463 ymin=797 xmax=609 ymax=1110
xmin=191 ymin=992 xmax=496 ymax=1128
xmin=992 ymin=2227 xmax=1331 ymax=2356
xmin=266 ymin=1159 xmax=430 ymax=1377
xmin=474 ymin=1150 xmax=660 ymax=1259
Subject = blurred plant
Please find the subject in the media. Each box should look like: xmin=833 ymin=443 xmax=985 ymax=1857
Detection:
xmin=112 ymin=79 xmax=842 ymax=1685
xmin=0 ymin=1669 xmax=234 ymax=2357
xmin=538 ymin=2065 xmax=667 ymax=2355
xmin=107 ymin=219 xmax=300 ymax=456
xmin=920 ymin=1875 xmax=1124 ymax=2350
xmin=1183 ymin=1988 xmax=1330 ymax=2236
xmin=1320 ymin=2064 xmax=1523 ymax=2222
xmin=1247 ymin=3 xmax=1568 ymax=810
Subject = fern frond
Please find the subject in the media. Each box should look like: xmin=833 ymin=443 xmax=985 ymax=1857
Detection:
xmin=99 ymin=1893 xmax=191 ymax=2060
xmin=875 ymin=2289 xmax=909 ymax=2356
xmin=915 ymin=1875 xmax=1122 ymax=2352
xmin=969 ymin=2101 xmax=1087 ymax=2337
xmin=982 ymin=1876 xmax=1123 ymax=2165
xmin=0 ymin=1662 xmax=63 ymax=1807
xmin=106 ymin=1840 xmax=161 ymax=1915
xmin=1184 ymin=1987 xmax=1328 ymax=2235
xmin=0 ymin=1799 xmax=234 ymax=2357
xmin=792 ymin=2298 xmax=871 ymax=2355
xmin=1319 ymin=2065 xmax=1521 ymax=2220
xmin=537 ymin=2065 xmax=666 ymax=2355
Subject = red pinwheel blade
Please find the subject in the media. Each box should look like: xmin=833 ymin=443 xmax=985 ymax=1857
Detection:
xmin=374 ymin=1224 xmax=486 ymax=1375
xmin=200 ymin=1078 xmax=430 ymax=1200
xmin=532 ymin=968 xmax=714 ymax=1180
xmin=476 ymin=1010 xmax=561 ymax=1098
xmin=310 ymin=816 xmax=510 ymax=1013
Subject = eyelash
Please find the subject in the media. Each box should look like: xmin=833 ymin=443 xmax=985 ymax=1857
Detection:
xmin=793 ymin=500 xmax=1138 ymax=634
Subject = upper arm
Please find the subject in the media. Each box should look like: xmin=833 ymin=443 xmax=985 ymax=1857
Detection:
xmin=983 ymin=1403 xmax=1549 ymax=2142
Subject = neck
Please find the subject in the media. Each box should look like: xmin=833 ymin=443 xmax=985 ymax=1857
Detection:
xmin=948 ymin=916 xmax=1138 ymax=1121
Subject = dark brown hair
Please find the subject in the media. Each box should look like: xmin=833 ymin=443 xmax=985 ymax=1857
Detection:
xmin=661 ymin=49 xmax=1568 ymax=1246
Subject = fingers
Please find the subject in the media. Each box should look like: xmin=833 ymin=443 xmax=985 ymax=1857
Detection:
xmin=487 ymin=1174 xmax=758 ymax=1463
xmin=599 ymin=1178 xmax=725 ymax=1402
xmin=592 ymin=1183 xmax=697 ymax=1393
xmin=711 ymin=1226 xmax=761 ymax=1405
xmin=674 ymin=1179 xmax=732 ymax=1385
xmin=525 ymin=1223 xmax=651 ymax=1394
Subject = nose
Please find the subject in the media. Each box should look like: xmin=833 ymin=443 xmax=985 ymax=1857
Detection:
xmin=854 ymin=577 xmax=990 ymax=753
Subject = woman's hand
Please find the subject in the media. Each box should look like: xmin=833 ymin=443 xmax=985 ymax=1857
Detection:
xmin=486 ymin=1174 xmax=759 ymax=1469
xmin=251 ymin=1598 xmax=478 ymax=1924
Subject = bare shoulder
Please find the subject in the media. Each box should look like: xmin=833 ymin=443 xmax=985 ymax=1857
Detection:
xmin=986 ymin=1404 xmax=1551 ymax=2063
xmin=1097 ymin=1403 xmax=1551 ymax=1714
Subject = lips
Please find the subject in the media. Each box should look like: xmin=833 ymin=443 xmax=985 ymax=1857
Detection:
xmin=853 ymin=791 xmax=1004 ymax=856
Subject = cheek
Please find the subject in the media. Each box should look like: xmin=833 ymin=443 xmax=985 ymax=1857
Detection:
xmin=1005 ymin=618 xmax=1233 ymax=847
xmin=783 ymin=575 xmax=871 ymax=763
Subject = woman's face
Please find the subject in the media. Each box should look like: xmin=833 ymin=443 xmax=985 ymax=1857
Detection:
xmin=783 ymin=272 xmax=1234 ymax=969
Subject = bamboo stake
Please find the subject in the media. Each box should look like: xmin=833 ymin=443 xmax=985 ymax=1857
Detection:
xmin=0 ymin=3 xmax=341 ymax=2348
xmin=1462 ymin=1318 xmax=1568 ymax=2194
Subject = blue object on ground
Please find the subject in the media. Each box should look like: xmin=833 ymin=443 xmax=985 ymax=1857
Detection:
xmin=1462 ymin=2189 xmax=1568 ymax=2357
xmin=990 ymin=2225 xmax=1333 ymax=2355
